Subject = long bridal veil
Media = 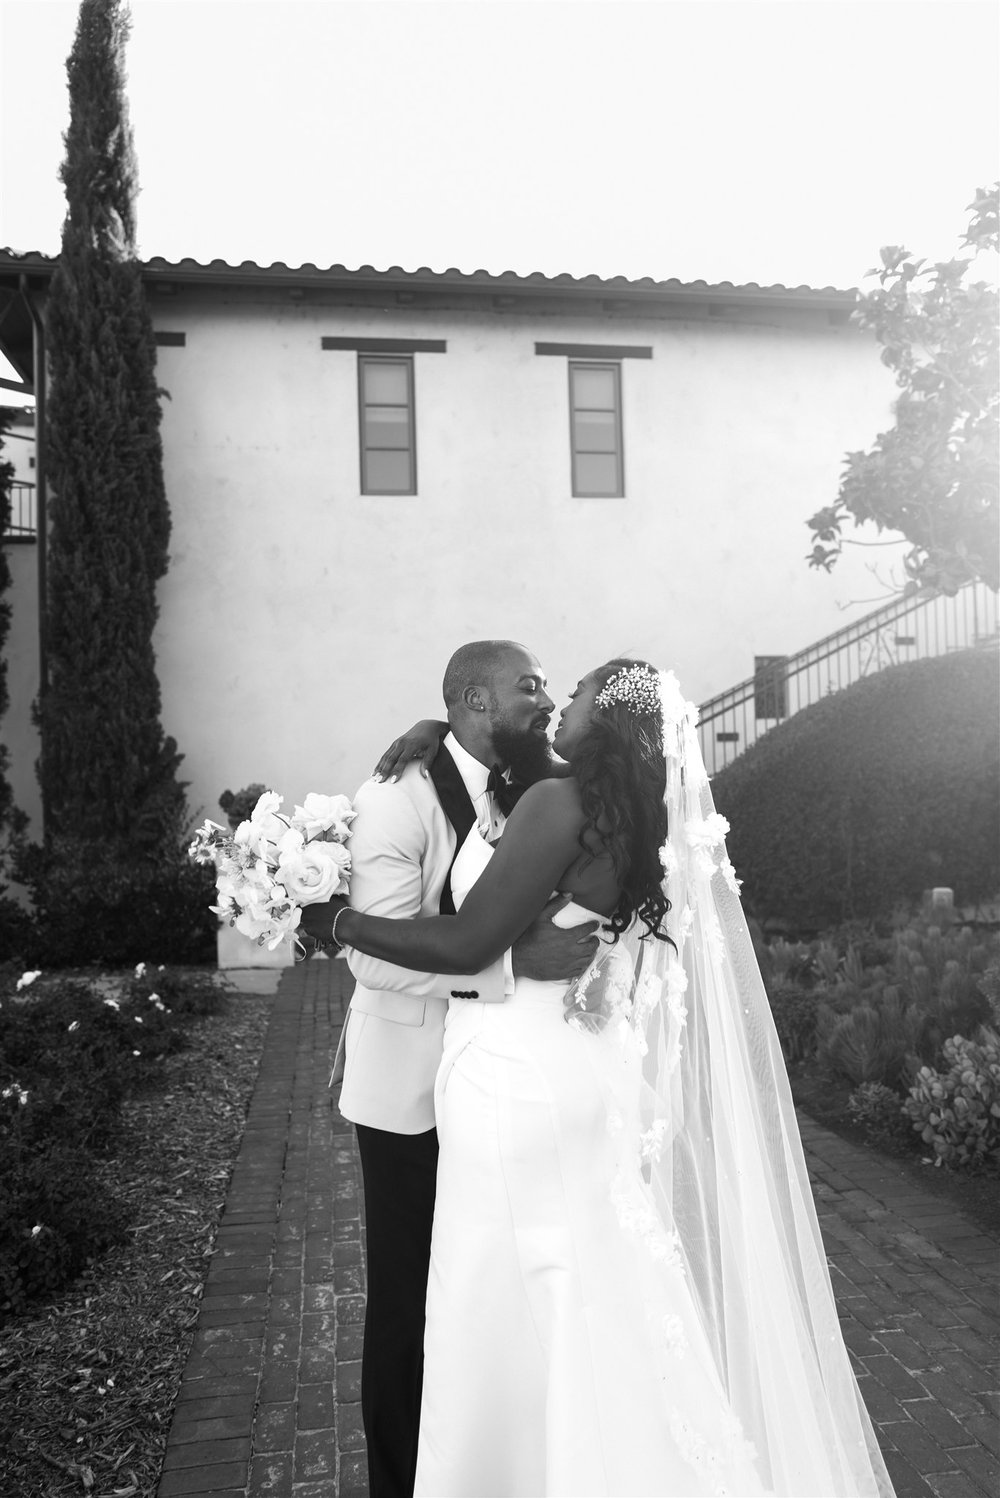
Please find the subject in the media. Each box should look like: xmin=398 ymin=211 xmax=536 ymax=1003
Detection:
xmin=567 ymin=671 xmax=895 ymax=1498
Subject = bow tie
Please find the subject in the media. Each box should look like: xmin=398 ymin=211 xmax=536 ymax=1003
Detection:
xmin=486 ymin=765 xmax=520 ymax=818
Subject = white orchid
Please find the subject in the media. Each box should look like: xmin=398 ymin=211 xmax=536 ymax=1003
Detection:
xmin=15 ymin=970 xmax=41 ymax=992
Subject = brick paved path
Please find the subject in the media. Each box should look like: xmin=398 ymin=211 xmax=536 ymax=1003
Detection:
xmin=157 ymin=962 xmax=999 ymax=1498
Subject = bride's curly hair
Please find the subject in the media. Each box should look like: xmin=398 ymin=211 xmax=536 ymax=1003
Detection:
xmin=573 ymin=658 xmax=670 ymax=942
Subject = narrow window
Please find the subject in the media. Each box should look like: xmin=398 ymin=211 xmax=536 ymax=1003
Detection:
xmin=569 ymin=361 xmax=623 ymax=497
xmin=359 ymin=355 xmax=416 ymax=495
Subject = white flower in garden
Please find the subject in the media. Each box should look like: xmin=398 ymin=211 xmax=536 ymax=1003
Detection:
xmin=68 ymin=1021 xmax=79 ymax=1033
xmin=16 ymin=970 xmax=41 ymax=991
xmin=278 ymin=840 xmax=350 ymax=906
xmin=132 ymin=1050 xmax=141 ymax=1058
xmin=135 ymin=1016 xmax=143 ymax=1025
xmin=30 ymin=1224 xmax=42 ymax=1237
xmin=2 ymin=1083 xmax=29 ymax=1106
xmin=292 ymin=792 xmax=357 ymax=843
xmin=134 ymin=962 xmax=146 ymax=978
xmin=103 ymin=997 xmax=121 ymax=1011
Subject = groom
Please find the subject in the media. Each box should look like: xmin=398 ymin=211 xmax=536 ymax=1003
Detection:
xmin=302 ymin=640 xmax=598 ymax=1498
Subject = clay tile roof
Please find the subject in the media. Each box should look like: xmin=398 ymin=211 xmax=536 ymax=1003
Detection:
xmin=0 ymin=247 xmax=857 ymax=307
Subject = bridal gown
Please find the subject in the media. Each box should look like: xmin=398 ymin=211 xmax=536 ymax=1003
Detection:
xmin=413 ymin=832 xmax=768 ymax=1498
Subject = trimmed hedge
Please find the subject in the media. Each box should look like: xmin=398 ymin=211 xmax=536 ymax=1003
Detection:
xmin=713 ymin=646 xmax=999 ymax=930
xmin=7 ymin=841 xmax=217 ymax=968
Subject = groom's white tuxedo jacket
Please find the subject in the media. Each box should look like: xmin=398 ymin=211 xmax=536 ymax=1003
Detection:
xmin=338 ymin=736 xmax=506 ymax=1134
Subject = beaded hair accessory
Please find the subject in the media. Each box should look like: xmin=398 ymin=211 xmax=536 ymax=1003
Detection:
xmin=594 ymin=664 xmax=661 ymax=716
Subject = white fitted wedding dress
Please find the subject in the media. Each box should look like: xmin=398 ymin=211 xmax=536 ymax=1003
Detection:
xmin=413 ymin=831 xmax=766 ymax=1498
xmin=414 ymin=671 xmax=894 ymax=1498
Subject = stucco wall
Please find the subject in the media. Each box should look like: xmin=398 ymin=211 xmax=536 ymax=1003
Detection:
xmin=146 ymin=296 xmax=899 ymax=823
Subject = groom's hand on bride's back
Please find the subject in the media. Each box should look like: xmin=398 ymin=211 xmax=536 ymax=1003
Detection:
xmin=512 ymin=894 xmax=600 ymax=982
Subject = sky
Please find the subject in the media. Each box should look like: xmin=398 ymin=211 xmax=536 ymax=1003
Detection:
xmin=0 ymin=0 xmax=997 ymax=288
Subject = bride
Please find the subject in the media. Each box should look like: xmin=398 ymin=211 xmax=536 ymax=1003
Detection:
xmin=307 ymin=659 xmax=895 ymax=1498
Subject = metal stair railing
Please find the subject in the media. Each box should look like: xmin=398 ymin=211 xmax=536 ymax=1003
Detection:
xmin=698 ymin=580 xmax=998 ymax=776
xmin=3 ymin=480 xmax=36 ymax=540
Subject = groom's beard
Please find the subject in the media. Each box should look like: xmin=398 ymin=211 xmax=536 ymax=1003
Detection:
xmin=492 ymin=724 xmax=559 ymax=786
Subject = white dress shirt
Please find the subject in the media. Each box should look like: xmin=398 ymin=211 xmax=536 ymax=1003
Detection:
xmin=442 ymin=731 xmax=514 ymax=993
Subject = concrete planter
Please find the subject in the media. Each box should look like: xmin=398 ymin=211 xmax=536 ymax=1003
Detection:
xmin=216 ymin=920 xmax=294 ymax=970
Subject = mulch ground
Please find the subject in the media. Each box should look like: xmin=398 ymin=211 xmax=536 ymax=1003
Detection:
xmin=0 ymin=991 xmax=274 ymax=1498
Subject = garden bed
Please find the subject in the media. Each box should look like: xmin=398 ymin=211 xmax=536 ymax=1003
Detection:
xmin=0 ymin=982 xmax=273 ymax=1498
xmin=789 ymin=1062 xmax=1000 ymax=1238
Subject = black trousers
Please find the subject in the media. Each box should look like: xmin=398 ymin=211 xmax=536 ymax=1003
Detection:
xmin=355 ymin=1122 xmax=439 ymax=1498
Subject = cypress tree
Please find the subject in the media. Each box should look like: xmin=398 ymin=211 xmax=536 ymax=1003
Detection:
xmin=41 ymin=0 xmax=185 ymax=861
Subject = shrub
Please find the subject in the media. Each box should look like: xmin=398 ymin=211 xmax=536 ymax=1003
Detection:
xmin=0 ymin=1138 xmax=127 ymax=1319
xmin=128 ymin=962 xmax=230 ymax=1018
xmin=768 ymin=982 xmax=820 ymax=1062
xmin=218 ymin=784 xmax=268 ymax=831
xmin=979 ymin=962 xmax=1000 ymax=1028
xmin=816 ymin=1001 xmax=919 ymax=1087
xmin=0 ymin=893 xmax=36 ymax=965
xmin=0 ymin=977 xmax=180 ymax=1148
xmin=847 ymin=1081 xmax=913 ymax=1150
xmin=903 ymin=1031 xmax=1000 ymax=1170
xmin=713 ymin=648 xmax=1000 ymax=929
xmin=14 ymin=838 xmax=218 ymax=967
xmin=767 ymin=938 xmax=813 ymax=986
xmin=0 ymin=963 xmax=225 ymax=1316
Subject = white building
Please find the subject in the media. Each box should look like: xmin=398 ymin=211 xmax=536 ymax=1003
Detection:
xmin=1 ymin=252 xmax=900 ymax=841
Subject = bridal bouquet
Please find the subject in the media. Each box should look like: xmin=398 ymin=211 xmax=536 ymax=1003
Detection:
xmin=189 ymin=791 xmax=355 ymax=951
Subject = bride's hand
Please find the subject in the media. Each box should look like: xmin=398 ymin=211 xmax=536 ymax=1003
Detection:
xmin=298 ymin=895 xmax=349 ymax=949
xmin=372 ymin=719 xmax=448 ymax=782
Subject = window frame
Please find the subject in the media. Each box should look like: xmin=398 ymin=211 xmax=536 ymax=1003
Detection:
xmin=567 ymin=360 xmax=624 ymax=498
xmin=358 ymin=353 xmax=417 ymax=496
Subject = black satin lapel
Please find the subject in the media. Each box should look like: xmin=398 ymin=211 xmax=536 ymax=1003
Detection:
xmin=428 ymin=747 xmax=477 ymax=915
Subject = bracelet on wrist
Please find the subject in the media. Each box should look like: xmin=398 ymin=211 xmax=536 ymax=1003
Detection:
xmin=330 ymin=904 xmax=351 ymax=950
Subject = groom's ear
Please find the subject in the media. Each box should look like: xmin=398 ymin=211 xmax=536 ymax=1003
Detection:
xmin=463 ymin=685 xmax=488 ymax=713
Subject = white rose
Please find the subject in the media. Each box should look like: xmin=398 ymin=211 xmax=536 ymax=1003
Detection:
xmin=278 ymin=840 xmax=351 ymax=905
xmin=291 ymin=793 xmax=356 ymax=843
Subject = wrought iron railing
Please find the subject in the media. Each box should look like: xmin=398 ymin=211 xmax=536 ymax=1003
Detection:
xmin=3 ymin=480 xmax=36 ymax=539
xmin=698 ymin=581 xmax=999 ymax=776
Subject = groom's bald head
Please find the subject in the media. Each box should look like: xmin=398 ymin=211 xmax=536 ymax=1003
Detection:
xmin=442 ymin=640 xmax=554 ymax=781
xmin=442 ymin=640 xmax=526 ymax=710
